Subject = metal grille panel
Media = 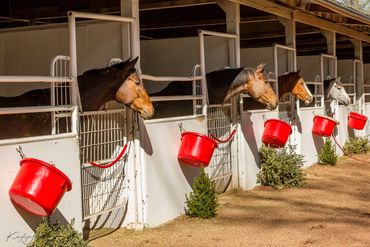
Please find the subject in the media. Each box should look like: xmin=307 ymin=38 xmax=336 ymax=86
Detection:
xmin=207 ymin=104 xmax=232 ymax=192
xmin=79 ymin=109 xmax=129 ymax=220
xmin=51 ymin=55 xmax=72 ymax=134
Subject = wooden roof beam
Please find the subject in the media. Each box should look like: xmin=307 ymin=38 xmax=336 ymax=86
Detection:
xmin=231 ymin=0 xmax=370 ymax=43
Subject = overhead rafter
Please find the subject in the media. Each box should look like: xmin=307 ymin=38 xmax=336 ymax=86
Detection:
xmin=230 ymin=0 xmax=370 ymax=43
xmin=140 ymin=0 xmax=216 ymax=11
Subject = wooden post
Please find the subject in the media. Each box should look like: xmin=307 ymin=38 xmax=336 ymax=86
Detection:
xmin=278 ymin=17 xmax=300 ymax=153
xmin=121 ymin=0 xmax=145 ymax=230
xmin=121 ymin=0 xmax=140 ymax=65
xmin=321 ymin=30 xmax=337 ymax=57
xmin=217 ymin=0 xmax=240 ymax=189
xmin=351 ymin=39 xmax=364 ymax=114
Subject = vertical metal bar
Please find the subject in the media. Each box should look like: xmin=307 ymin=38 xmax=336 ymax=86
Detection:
xmin=199 ymin=31 xmax=208 ymax=114
xmin=68 ymin=12 xmax=79 ymax=134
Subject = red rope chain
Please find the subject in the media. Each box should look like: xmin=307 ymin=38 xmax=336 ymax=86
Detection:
xmin=331 ymin=134 xmax=366 ymax=162
xmin=88 ymin=143 xmax=129 ymax=168
xmin=210 ymin=129 xmax=237 ymax=143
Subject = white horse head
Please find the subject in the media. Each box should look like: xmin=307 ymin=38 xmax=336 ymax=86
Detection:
xmin=325 ymin=77 xmax=351 ymax=106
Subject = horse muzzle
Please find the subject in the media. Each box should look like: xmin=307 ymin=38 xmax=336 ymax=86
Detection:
xmin=267 ymin=99 xmax=278 ymax=110
xmin=140 ymin=107 xmax=154 ymax=119
xmin=304 ymin=96 xmax=313 ymax=105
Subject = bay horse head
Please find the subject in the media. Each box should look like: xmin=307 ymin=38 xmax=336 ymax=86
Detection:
xmin=79 ymin=57 xmax=154 ymax=119
xmin=278 ymin=69 xmax=313 ymax=105
xmin=223 ymin=63 xmax=278 ymax=110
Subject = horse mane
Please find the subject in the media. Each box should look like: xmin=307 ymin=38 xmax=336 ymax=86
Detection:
xmin=323 ymin=78 xmax=337 ymax=97
xmin=227 ymin=67 xmax=257 ymax=92
xmin=81 ymin=58 xmax=136 ymax=76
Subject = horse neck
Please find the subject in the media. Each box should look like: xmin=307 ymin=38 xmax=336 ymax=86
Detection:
xmin=77 ymin=74 xmax=119 ymax=111
xmin=278 ymin=74 xmax=294 ymax=98
xmin=206 ymin=68 xmax=245 ymax=104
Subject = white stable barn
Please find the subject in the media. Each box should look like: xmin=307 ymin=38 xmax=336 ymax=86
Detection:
xmin=0 ymin=1 xmax=369 ymax=246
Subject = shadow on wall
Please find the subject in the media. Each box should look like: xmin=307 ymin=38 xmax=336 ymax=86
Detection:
xmin=179 ymin=161 xmax=200 ymax=187
xmin=83 ymin=205 xmax=127 ymax=241
xmin=241 ymin=113 xmax=260 ymax=168
xmin=312 ymin=132 xmax=324 ymax=154
xmin=13 ymin=203 xmax=68 ymax=231
xmin=347 ymin=126 xmax=355 ymax=138
xmin=140 ymin=118 xmax=154 ymax=156
xmin=294 ymin=113 xmax=302 ymax=134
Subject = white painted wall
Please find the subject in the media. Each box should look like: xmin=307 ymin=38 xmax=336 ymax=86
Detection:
xmin=337 ymin=59 xmax=353 ymax=83
xmin=0 ymin=136 xmax=82 ymax=247
xmin=238 ymin=111 xmax=279 ymax=190
xmin=297 ymin=56 xmax=322 ymax=82
xmin=0 ymin=22 xmax=126 ymax=96
xmin=240 ymin=47 xmax=274 ymax=76
xmin=299 ymin=108 xmax=326 ymax=167
xmin=143 ymin=117 xmax=206 ymax=227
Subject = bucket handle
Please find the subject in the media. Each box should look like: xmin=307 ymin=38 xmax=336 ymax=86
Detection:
xmin=210 ymin=128 xmax=237 ymax=144
xmin=88 ymin=143 xmax=129 ymax=168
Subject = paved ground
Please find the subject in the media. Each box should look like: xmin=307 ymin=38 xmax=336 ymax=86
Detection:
xmin=89 ymin=154 xmax=370 ymax=247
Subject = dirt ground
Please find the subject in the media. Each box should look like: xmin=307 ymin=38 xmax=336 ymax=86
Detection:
xmin=89 ymin=155 xmax=370 ymax=247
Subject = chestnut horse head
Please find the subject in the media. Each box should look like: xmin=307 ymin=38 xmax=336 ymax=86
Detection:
xmin=223 ymin=63 xmax=278 ymax=110
xmin=278 ymin=70 xmax=313 ymax=105
xmin=324 ymin=77 xmax=351 ymax=106
xmin=78 ymin=57 xmax=154 ymax=119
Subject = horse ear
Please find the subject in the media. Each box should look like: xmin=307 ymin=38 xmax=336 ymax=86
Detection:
xmin=296 ymin=68 xmax=301 ymax=74
xmin=256 ymin=63 xmax=266 ymax=73
xmin=337 ymin=76 xmax=341 ymax=82
xmin=127 ymin=56 xmax=139 ymax=70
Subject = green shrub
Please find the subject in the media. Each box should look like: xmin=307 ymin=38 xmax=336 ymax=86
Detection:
xmin=257 ymin=145 xmax=305 ymax=189
xmin=185 ymin=168 xmax=218 ymax=218
xmin=28 ymin=218 xmax=88 ymax=247
xmin=344 ymin=137 xmax=369 ymax=155
xmin=317 ymin=138 xmax=338 ymax=166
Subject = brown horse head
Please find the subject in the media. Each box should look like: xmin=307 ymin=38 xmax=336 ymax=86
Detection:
xmin=223 ymin=63 xmax=278 ymax=110
xmin=78 ymin=57 xmax=154 ymax=118
xmin=278 ymin=69 xmax=313 ymax=105
xmin=114 ymin=57 xmax=154 ymax=119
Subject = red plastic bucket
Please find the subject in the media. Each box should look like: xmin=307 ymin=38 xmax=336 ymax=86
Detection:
xmin=348 ymin=112 xmax=367 ymax=130
xmin=312 ymin=115 xmax=339 ymax=137
xmin=262 ymin=119 xmax=292 ymax=148
xmin=178 ymin=131 xmax=218 ymax=167
xmin=9 ymin=158 xmax=72 ymax=216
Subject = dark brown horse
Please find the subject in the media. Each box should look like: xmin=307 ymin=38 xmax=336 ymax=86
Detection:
xmin=278 ymin=70 xmax=313 ymax=105
xmin=150 ymin=63 xmax=278 ymax=118
xmin=0 ymin=57 xmax=154 ymax=139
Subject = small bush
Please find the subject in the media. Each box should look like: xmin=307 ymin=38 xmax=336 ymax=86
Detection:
xmin=257 ymin=145 xmax=305 ymax=189
xmin=185 ymin=168 xmax=218 ymax=218
xmin=317 ymin=138 xmax=338 ymax=166
xmin=344 ymin=137 xmax=369 ymax=155
xmin=28 ymin=218 xmax=88 ymax=247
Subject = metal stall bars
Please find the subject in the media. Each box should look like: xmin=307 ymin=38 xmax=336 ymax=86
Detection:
xmin=340 ymin=61 xmax=357 ymax=113
xmin=353 ymin=59 xmax=364 ymax=114
xmin=68 ymin=11 xmax=136 ymax=233
xmin=300 ymin=57 xmax=325 ymax=110
xmin=50 ymin=55 xmax=72 ymax=135
xmin=0 ymin=75 xmax=77 ymax=144
xmin=273 ymin=44 xmax=298 ymax=147
xmin=144 ymin=74 xmax=204 ymax=117
xmin=198 ymin=29 xmax=239 ymax=192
